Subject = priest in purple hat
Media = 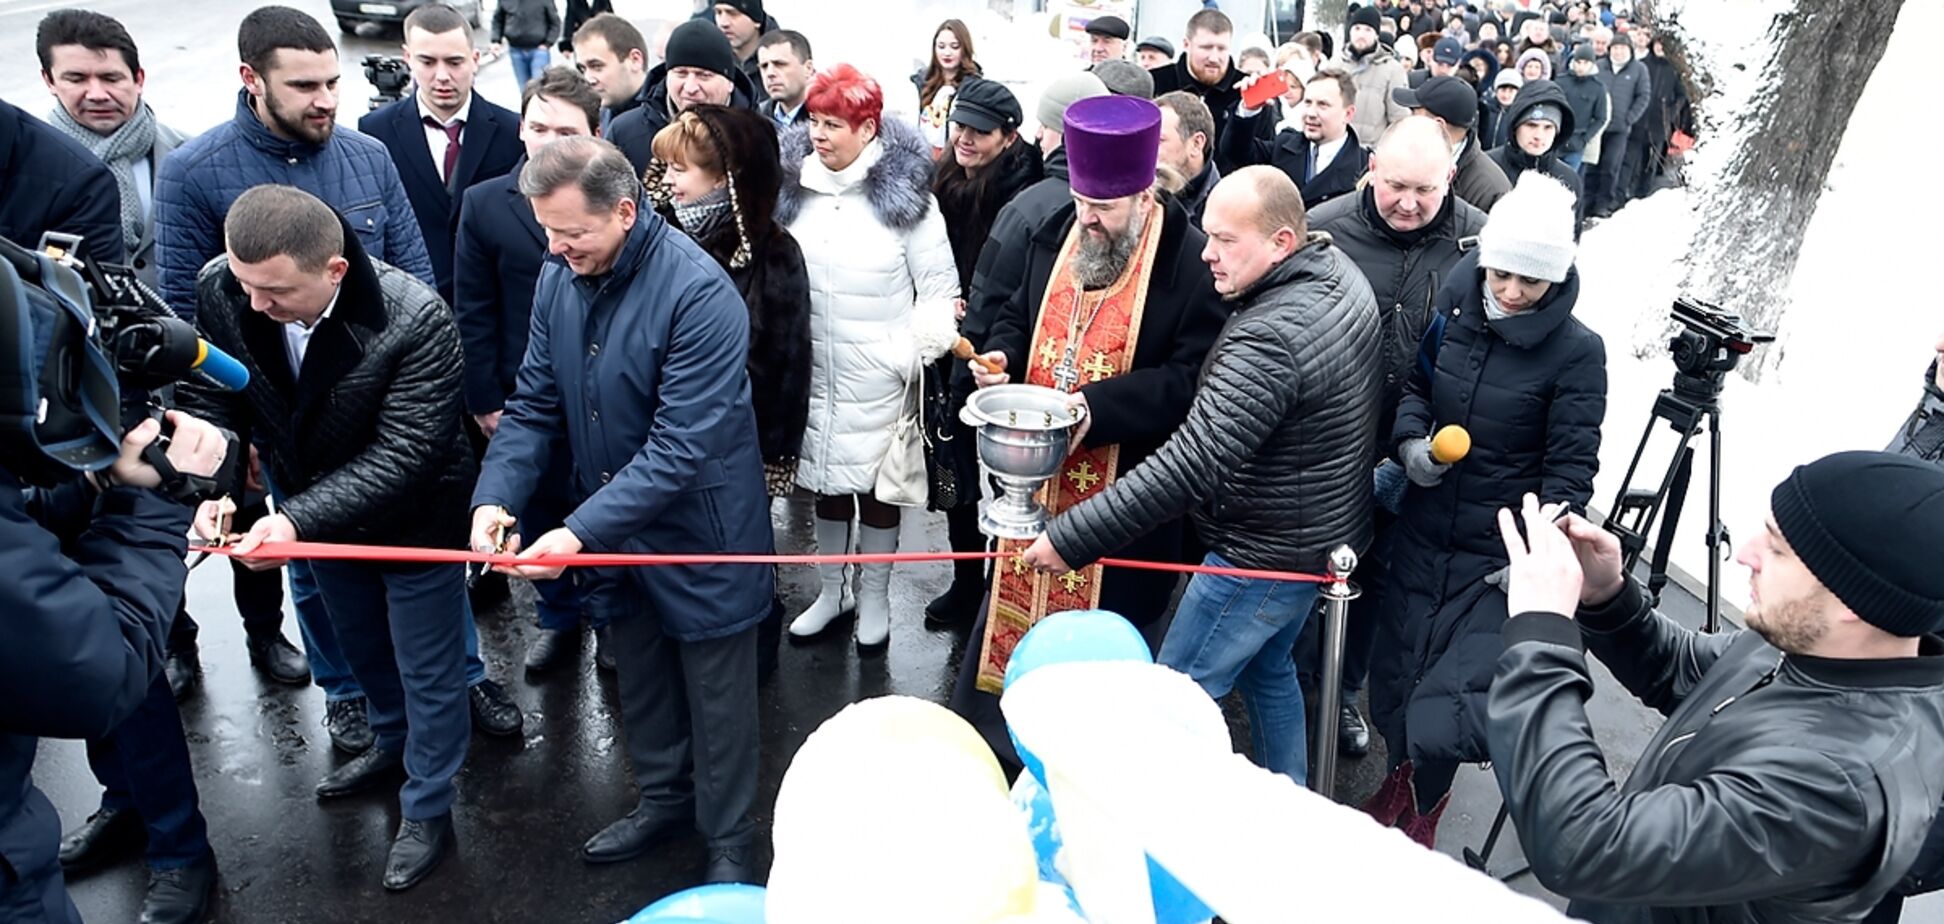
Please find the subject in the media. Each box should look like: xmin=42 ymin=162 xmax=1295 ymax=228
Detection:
xmin=948 ymin=95 xmax=1230 ymax=771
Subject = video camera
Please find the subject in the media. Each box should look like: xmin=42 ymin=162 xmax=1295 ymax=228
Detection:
xmin=364 ymin=54 xmax=412 ymax=111
xmin=0 ymin=232 xmax=245 ymax=501
xmin=1667 ymin=295 xmax=1776 ymax=403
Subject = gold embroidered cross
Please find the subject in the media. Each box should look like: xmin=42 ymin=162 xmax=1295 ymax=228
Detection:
xmin=1011 ymin=554 xmax=1030 ymax=576
xmin=1082 ymin=351 xmax=1116 ymax=382
xmin=1066 ymin=461 xmax=1102 ymax=493
xmin=1038 ymin=337 xmax=1063 ymax=370
xmin=1059 ymin=570 xmax=1088 ymax=594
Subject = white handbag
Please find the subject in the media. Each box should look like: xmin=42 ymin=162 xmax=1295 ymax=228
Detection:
xmin=874 ymin=366 xmax=929 ymax=508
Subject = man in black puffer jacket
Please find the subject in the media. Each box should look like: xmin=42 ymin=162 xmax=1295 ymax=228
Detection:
xmin=1023 ymin=166 xmax=1382 ymax=786
xmin=177 ymin=186 xmax=474 ymax=892
xmin=1362 ymin=171 xmax=1605 ymax=847
xmin=606 ymin=19 xmax=759 ymax=176
xmin=1486 ymin=79 xmax=1587 ymax=232
xmin=1303 ymin=116 xmax=1486 ymax=759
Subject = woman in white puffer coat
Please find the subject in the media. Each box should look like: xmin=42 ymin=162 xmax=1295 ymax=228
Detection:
xmin=776 ymin=64 xmax=960 ymax=652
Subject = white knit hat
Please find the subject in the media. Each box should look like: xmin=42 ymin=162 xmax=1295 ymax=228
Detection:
xmin=1477 ymin=172 xmax=1579 ymax=283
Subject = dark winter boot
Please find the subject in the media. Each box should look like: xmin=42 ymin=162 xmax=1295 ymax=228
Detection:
xmin=1360 ymin=760 xmax=1416 ymax=828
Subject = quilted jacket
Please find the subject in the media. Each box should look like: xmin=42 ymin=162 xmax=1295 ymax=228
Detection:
xmin=1046 ymin=235 xmax=1383 ymax=574
xmin=776 ymin=118 xmax=959 ymax=496
xmin=175 ymin=216 xmax=474 ymax=551
xmin=154 ymin=90 xmax=432 ymax=321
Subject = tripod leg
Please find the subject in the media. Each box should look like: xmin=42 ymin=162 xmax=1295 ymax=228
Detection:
xmin=1706 ymin=410 xmax=1727 ymax=633
xmin=1464 ymin=802 xmax=1512 ymax=871
xmin=1646 ymin=447 xmax=1694 ymax=607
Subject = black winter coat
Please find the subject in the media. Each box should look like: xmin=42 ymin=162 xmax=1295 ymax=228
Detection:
xmin=1454 ymin=132 xmax=1512 ymax=213
xmin=1149 ymin=54 xmax=1276 ymax=174
xmin=492 ymin=0 xmax=560 ymax=48
xmin=1490 ymin=580 xmax=1944 ymax=923
xmin=1368 ymin=251 xmax=1606 ymax=765
xmin=935 ymin=138 xmax=1044 ymax=295
xmin=978 ymin=197 xmax=1229 ymax=623
xmin=656 ymin=205 xmax=813 ymax=470
xmin=1554 ymin=71 xmax=1608 ymax=154
xmin=1596 ymin=56 xmax=1651 ymax=139
xmin=1486 ymin=79 xmax=1587 ymax=231
xmin=559 ymin=0 xmax=613 ymax=54
xmin=0 ymin=98 xmax=124 ymax=268
xmin=1309 ymin=186 xmax=1486 ymax=449
xmin=1478 ymin=93 xmax=1514 ymax=152
xmin=1046 ymin=236 xmax=1382 ymax=575
xmin=961 ymin=148 xmax=1070 ymax=369
xmin=1217 ymin=113 xmax=1366 ymax=210
xmin=607 ymin=65 xmax=761 ymax=176
xmin=177 ymin=219 xmax=477 ymax=550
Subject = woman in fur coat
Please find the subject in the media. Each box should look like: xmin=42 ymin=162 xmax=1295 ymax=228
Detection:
xmin=776 ymin=64 xmax=960 ymax=652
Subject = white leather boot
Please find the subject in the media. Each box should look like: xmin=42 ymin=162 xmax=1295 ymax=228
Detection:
xmin=853 ymin=523 xmax=900 ymax=651
xmin=788 ymin=516 xmax=855 ymax=638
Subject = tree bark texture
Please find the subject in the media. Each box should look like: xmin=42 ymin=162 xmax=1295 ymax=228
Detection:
xmin=1669 ymin=0 xmax=1906 ymax=374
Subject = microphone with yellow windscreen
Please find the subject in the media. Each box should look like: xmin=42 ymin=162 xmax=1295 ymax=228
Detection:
xmin=1430 ymin=425 xmax=1471 ymax=464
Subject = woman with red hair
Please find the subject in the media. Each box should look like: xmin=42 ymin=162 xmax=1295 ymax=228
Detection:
xmin=776 ymin=64 xmax=959 ymax=652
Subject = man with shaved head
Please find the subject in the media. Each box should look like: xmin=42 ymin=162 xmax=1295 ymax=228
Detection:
xmin=1298 ymin=115 xmax=1488 ymax=758
xmin=1021 ymin=165 xmax=1383 ymax=785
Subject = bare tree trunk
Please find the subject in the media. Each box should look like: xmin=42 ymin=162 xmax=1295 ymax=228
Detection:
xmin=1663 ymin=0 xmax=1906 ymax=376
xmin=1307 ymin=0 xmax=1346 ymax=36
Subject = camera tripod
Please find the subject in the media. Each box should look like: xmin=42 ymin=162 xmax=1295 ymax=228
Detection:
xmin=1464 ymin=373 xmax=1730 ymax=882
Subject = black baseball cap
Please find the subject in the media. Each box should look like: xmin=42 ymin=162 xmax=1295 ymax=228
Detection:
xmin=1432 ymin=36 xmax=1464 ymax=64
xmin=1392 ymin=76 xmax=1477 ymax=128
xmin=950 ymin=77 xmax=1023 ymax=133
xmin=1085 ymin=15 xmax=1131 ymax=40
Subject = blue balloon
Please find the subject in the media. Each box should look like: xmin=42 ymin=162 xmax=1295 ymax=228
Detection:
xmin=1000 ymin=610 xmax=1212 ymax=924
xmin=1004 ymin=609 xmax=1153 ymax=785
xmin=628 ymin=883 xmax=766 ymax=924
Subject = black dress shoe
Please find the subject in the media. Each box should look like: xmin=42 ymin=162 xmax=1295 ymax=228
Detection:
xmin=325 ymin=698 xmax=375 ymax=754
xmin=59 ymin=807 xmax=145 ymax=873
xmin=524 ymin=627 xmax=579 ymax=672
xmin=470 ymin=680 xmax=523 ymax=737
xmin=164 ymin=647 xmax=201 ymax=702
xmin=316 ymin=747 xmax=405 ymax=799
xmin=702 ymin=844 xmax=757 ymax=884
xmin=140 ymin=853 xmax=217 ymax=924
xmin=1339 ymin=702 xmax=1371 ymax=758
xmin=595 ymin=625 xmax=617 ymax=673
xmin=923 ymin=581 xmax=984 ymax=628
xmin=245 ymin=631 xmax=311 ymax=686
xmin=382 ymin=813 xmax=453 ymax=892
xmin=581 ymin=802 xmax=692 ymax=864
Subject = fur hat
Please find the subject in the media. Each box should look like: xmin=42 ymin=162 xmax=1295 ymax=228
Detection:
xmin=1478 ymin=172 xmax=1578 ymax=283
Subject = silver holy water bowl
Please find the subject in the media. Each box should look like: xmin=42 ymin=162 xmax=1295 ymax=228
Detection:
xmin=960 ymin=384 xmax=1087 ymax=540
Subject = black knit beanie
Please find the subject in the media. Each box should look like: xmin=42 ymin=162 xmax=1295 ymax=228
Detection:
xmin=665 ymin=19 xmax=738 ymax=80
xmin=1770 ymin=451 xmax=1944 ymax=637
xmin=716 ymin=0 xmax=765 ymax=23
xmin=1349 ymin=5 xmax=1384 ymax=33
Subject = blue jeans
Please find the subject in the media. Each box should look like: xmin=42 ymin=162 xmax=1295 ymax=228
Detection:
xmin=1158 ymin=552 xmax=1321 ymax=784
xmin=265 ymin=469 xmax=489 ymax=700
xmin=509 ymin=45 xmax=550 ymax=92
xmin=309 ymin=560 xmax=472 ymax=820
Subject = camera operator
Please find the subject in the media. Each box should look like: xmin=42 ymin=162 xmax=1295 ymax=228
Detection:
xmin=0 ymin=398 xmax=227 ymax=924
xmin=1888 ymin=332 xmax=1944 ymax=463
xmin=1487 ymin=453 xmax=1944 ymax=923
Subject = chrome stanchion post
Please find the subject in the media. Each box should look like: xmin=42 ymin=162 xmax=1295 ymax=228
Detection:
xmin=1311 ymin=544 xmax=1361 ymax=797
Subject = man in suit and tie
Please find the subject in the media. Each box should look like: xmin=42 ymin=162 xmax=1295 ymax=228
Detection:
xmin=453 ymin=66 xmax=612 ymax=673
xmin=358 ymin=3 xmax=523 ymax=309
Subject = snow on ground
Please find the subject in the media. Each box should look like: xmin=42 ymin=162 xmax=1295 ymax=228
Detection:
xmin=1574 ymin=0 xmax=1936 ymax=613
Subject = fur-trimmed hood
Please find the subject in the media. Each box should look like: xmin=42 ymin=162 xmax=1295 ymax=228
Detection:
xmin=776 ymin=117 xmax=934 ymax=231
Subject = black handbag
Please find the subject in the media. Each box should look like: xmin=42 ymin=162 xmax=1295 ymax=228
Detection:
xmin=921 ymin=358 xmax=961 ymax=511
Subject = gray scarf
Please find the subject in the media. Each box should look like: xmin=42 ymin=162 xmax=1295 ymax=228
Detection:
xmin=49 ymin=102 xmax=157 ymax=253
xmin=675 ymin=187 xmax=733 ymax=240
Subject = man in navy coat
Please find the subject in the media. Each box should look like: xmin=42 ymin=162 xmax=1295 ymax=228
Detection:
xmin=357 ymin=4 xmax=522 ymax=308
xmin=453 ymin=66 xmax=610 ymax=673
xmin=471 ymin=136 xmax=772 ymax=885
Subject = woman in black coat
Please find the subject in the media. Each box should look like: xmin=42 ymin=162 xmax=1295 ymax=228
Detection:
xmin=646 ymin=105 xmax=813 ymax=674
xmin=1363 ymin=172 xmax=1607 ymax=847
xmin=924 ymin=77 xmax=1043 ymax=625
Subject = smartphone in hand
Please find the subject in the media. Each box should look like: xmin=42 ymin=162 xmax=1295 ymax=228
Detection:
xmin=1241 ymin=70 xmax=1290 ymax=109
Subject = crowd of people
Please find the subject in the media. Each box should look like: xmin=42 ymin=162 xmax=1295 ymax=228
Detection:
xmin=0 ymin=2 xmax=1941 ymax=924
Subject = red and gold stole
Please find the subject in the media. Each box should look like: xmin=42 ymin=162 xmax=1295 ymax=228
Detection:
xmin=974 ymin=208 xmax=1166 ymax=694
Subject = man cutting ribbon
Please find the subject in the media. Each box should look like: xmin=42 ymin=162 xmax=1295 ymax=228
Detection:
xmin=949 ymin=94 xmax=1228 ymax=770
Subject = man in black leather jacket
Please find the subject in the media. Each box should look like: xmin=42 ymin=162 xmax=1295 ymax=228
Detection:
xmin=1489 ymin=452 xmax=1944 ymax=924
xmin=177 ymin=185 xmax=475 ymax=893
xmin=1023 ymin=166 xmax=1382 ymax=785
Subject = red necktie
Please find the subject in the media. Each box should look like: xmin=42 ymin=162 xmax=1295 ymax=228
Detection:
xmin=424 ymin=116 xmax=464 ymax=184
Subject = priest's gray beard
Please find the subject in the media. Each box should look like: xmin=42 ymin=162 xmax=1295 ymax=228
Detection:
xmin=1071 ymin=201 xmax=1148 ymax=290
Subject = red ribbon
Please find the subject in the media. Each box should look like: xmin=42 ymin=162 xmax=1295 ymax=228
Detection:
xmin=202 ymin=541 xmax=1330 ymax=584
